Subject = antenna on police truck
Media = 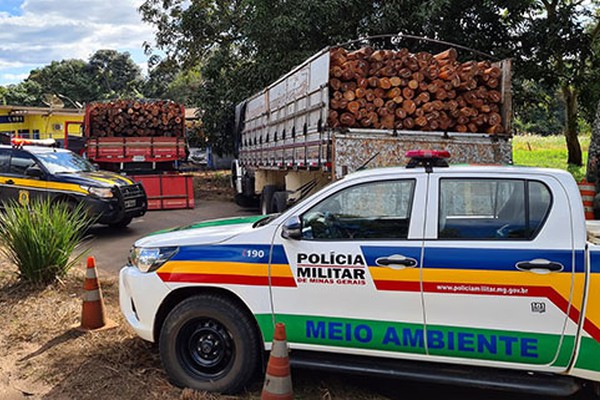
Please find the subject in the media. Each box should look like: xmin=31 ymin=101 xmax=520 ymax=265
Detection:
xmin=356 ymin=152 xmax=380 ymax=171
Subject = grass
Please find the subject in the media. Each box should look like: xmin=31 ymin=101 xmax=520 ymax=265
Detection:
xmin=0 ymin=199 xmax=93 ymax=283
xmin=512 ymin=134 xmax=590 ymax=182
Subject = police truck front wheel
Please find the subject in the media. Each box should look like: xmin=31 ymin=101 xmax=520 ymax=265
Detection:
xmin=159 ymin=295 xmax=261 ymax=394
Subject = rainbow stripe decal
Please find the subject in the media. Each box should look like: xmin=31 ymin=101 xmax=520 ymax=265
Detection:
xmin=157 ymin=244 xmax=296 ymax=287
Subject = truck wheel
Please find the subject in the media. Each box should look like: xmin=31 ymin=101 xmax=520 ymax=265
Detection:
xmin=271 ymin=191 xmax=288 ymax=213
xmin=234 ymin=193 xmax=257 ymax=208
xmin=159 ymin=294 xmax=260 ymax=394
xmin=108 ymin=216 xmax=132 ymax=228
xmin=260 ymin=185 xmax=278 ymax=215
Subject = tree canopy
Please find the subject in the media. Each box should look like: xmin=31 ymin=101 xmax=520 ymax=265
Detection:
xmin=2 ymin=1 xmax=600 ymax=162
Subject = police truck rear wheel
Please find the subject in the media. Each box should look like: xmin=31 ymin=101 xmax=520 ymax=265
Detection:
xmin=159 ymin=295 xmax=260 ymax=394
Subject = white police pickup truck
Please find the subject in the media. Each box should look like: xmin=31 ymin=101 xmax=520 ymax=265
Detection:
xmin=120 ymin=150 xmax=600 ymax=396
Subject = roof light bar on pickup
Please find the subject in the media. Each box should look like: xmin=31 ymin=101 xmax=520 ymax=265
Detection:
xmin=11 ymin=138 xmax=57 ymax=148
xmin=405 ymin=149 xmax=451 ymax=172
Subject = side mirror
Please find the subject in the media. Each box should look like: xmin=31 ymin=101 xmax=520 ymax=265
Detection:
xmin=92 ymin=163 xmax=100 ymax=171
xmin=25 ymin=165 xmax=44 ymax=179
xmin=281 ymin=216 xmax=302 ymax=240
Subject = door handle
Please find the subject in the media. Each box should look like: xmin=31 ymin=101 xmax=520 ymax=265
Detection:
xmin=375 ymin=254 xmax=418 ymax=270
xmin=5 ymin=179 xmax=14 ymax=184
xmin=515 ymin=259 xmax=564 ymax=274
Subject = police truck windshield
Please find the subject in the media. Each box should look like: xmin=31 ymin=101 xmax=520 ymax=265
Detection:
xmin=35 ymin=151 xmax=96 ymax=174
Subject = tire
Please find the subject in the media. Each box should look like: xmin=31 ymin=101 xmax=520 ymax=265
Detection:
xmin=271 ymin=191 xmax=288 ymax=213
xmin=260 ymin=185 xmax=278 ymax=215
xmin=159 ymin=295 xmax=260 ymax=394
xmin=234 ymin=193 xmax=257 ymax=208
xmin=108 ymin=216 xmax=132 ymax=228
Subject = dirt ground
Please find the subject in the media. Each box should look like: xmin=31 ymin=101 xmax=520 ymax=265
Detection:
xmin=0 ymin=171 xmax=389 ymax=400
xmin=0 ymin=264 xmax=392 ymax=400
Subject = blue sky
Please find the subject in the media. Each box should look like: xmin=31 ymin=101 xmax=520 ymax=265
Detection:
xmin=0 ymin=0 xmax=157 ymax=86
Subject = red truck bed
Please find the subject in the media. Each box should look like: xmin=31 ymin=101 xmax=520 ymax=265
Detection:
xmin=86 ymin=136 xmax=186 ymax=163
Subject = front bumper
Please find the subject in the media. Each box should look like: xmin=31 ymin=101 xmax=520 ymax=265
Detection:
xmin=119 ymin=266 xmax=171 ymax=342
xmin=85 ymin=183 xmax=147 ymax=224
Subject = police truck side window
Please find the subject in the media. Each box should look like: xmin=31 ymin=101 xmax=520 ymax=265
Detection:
xmin=0 ymin=149 xmax=10 ymax=173
xmin=438 ymin=179 xmax=551 ymax=240
xmin=9 ymin=151 xmax=36 ymax=176
xmin=301 ymin=179 xmax=415 ymax=240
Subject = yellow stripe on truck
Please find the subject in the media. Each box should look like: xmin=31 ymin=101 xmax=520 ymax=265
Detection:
xmin=0 ymin=176 xmax=89 ymax=194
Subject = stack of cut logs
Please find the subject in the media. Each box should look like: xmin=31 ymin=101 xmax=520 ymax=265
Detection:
xmin=328 ymin=47 xmax=505 ymax=134
xmin=88 ymin=100 xmax=184 ymax=137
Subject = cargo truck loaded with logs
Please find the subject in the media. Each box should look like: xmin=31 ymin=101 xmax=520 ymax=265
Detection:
xmin=232 ymin=35 xmax=513 ymax=214
xmin=84 ymin=100 xmax=195 ymax=210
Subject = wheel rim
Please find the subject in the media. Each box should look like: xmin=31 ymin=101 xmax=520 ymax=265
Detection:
xmin=177 ymin=318 xmax=235 ymax=379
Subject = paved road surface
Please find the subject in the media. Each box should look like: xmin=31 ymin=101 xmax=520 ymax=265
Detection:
xmin=88 ymin=200 xmax=256 ymax=276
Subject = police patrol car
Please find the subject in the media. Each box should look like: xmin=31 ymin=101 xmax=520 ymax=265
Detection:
xmin=120 ymin=150 xmax=600 ymax=395
xmin=0 ymin=138 xmax=147 ymax=227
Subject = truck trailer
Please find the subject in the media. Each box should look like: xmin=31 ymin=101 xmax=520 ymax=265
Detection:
xmin=232 ymin=37 xmax=513 ymax=214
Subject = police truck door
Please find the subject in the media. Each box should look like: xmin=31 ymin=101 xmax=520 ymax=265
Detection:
xmin=273 ymin=174 xmax=429 ymax=358
xmin=422 ymin=172 xmax=584 ymax=370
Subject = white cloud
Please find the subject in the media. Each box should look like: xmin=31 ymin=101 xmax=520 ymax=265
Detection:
xmin=1 ymin=72 xmax=29 ymax=83
xmin=0 ymin=0 xmax=157 ymax=85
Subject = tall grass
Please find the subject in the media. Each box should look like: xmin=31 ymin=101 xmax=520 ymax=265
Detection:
xmin=513 ymin=134 xmax=590 ymax=182
xmin=0 ymin=199 xmax=94 ymax=284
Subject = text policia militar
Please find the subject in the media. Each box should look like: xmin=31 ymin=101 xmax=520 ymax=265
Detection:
xmin=296 ymin=252 xmax=367 ymax=285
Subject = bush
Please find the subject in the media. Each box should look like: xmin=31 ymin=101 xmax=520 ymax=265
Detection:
xmin=0 ymin=199 xmax=94 ymax=284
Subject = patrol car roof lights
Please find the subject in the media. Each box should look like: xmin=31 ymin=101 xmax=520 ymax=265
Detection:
xmin=405 ymin=149 xmax=450 ymax=173
xmin=11 ymin=138 xmax=57 ymax=148
xmin=129 ymin=246 xmax=179 ymax=273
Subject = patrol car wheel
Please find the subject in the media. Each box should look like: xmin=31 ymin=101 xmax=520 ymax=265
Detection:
xmin=159 ymin=295 xmax=260 ymax=394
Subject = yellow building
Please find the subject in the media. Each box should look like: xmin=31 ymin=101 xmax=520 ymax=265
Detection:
xmin=0 ymin=105 xmax=84 ymax=140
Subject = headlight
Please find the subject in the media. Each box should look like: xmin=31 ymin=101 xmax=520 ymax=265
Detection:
xmin=129 ymin=246 xmax=178 ymax=273
xmin=86 ymin=186 xmax=114 ymax=198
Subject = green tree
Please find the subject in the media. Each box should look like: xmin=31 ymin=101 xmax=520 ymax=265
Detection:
xmin=517 ymin=0 xmax=600 ymax=166
xmin=139 ymin=0 xmax=534 ymax=154
xmin=143 ymin=58 xmax=181 ymax=99
xmin=167 ymin=66 xmax=203 ymax=105
xmin=0 ymin=80 xmax=44 ymax=106
xmin=88 ymin=50 xmax=144 ymax=99
xmin=27 ymin=59 xmax=100 ymax=105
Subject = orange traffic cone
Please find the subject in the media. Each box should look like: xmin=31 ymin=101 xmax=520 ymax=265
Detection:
xmin=261 ymin=322 xmax=293 ymax=400
xmin=74 ymin=256 xmax=117 ymax=332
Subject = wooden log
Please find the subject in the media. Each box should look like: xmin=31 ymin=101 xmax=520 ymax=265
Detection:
xmin=434 ymin=48 xmax=458 ymax=62
xmin=379 ymin=77 xmax=392 ymax=89
xmin=340 ymin=113 xmax=356 ymax=126
xmin=348 ymin=101 xmax=360 ymax=114
xmin=368 ymin=77 xmax=379 ymax=88
xmin=403 ymin=99 xmax=417 ymax=115
xmin=390 ymin=76 xmax=402 ymax=87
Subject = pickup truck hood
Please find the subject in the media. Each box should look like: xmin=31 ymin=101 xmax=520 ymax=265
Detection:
xmin=134 ymin=215 xmax=267 ymax=247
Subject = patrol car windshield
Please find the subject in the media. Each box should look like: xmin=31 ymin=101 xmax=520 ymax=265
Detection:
xmin=34 ymin=151 xmax=96 ymax=174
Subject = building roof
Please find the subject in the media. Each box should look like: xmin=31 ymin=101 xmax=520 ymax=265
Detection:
xmin=0 ymin=105 xmax=84 ymax=116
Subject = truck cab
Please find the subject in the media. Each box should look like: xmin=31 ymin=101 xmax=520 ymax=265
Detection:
xmin=120 ymin=150 xmax=599 ymax=395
